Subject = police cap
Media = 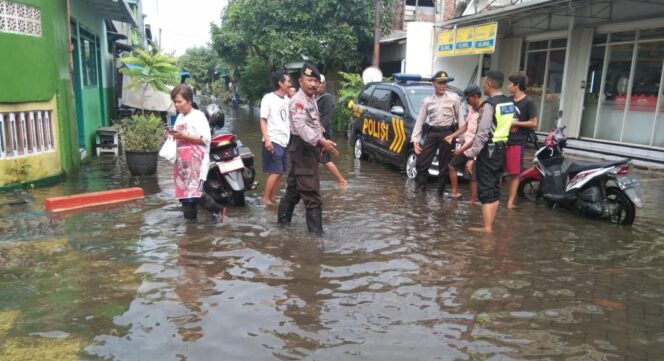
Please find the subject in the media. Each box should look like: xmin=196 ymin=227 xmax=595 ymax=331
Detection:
xmin=301 ymin=62 xmax=321 ymax=80
xmin=432 ymin=70 xmax=454 ymax=82
xmin=463 ymin=84 xmax=482 ymax=99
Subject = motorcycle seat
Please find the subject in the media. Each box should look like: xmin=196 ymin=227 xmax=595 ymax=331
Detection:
xmin=566 ymin=159 xmax=628 ymax=174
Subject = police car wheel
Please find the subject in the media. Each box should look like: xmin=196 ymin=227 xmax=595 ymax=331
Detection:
xmin=354 ymin=136 xmax=368 ymax=160
xmin=404 ymin=150 xmax=418 ymax=179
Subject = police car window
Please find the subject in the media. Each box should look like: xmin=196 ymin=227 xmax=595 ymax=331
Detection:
xmin=369 ymin=88 xmax=391 ymax=112
xmin=390 ymin=91 xmax=404 ymax=109
xmin=406 ymin=87 xmax=434 ymax=113
xmin=358 ymin=85 xmax=375 ymax=105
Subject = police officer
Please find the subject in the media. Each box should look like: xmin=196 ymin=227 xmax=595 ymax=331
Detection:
xmin=411 ymin=70 xmax=462 ymax=194
xmin=277 ymin=63 xmax=339 ymax=234
xmin=465 ymin=70 xmax=515 ymax=233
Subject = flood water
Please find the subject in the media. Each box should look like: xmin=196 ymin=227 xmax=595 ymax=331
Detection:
xmin=1 ymin=105 xmax=664 ymax=361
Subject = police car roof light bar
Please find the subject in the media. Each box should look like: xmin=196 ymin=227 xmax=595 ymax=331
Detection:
xmin=392 ymin=73 xmax=432 ymax=82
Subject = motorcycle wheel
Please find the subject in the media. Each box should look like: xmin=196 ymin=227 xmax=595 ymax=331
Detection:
xmin=518 ymin=179 xmax=542 ymax=201
xmin=233 ymin=190 xmax=246 ymax=207
xmin=605 ymin=186 xmax=635 ymax=225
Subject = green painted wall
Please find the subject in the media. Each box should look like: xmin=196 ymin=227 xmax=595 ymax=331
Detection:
xmin=0 ymin=0 xmax=79 ymax=174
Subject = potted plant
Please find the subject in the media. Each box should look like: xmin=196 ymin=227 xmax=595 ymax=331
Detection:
xmin=119 ymin=47 xmax=179 ymax=175
xmin=119 ymin=114 xmax=164 ymax=175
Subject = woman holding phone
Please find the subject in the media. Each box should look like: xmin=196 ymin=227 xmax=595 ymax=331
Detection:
xmin=168 ymin=84 xmax=223 ymax=221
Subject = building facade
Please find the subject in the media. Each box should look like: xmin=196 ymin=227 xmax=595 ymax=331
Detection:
xmin=425 ymin=0 xmax=664 ymax=167
xmin=0 ymin=0 xmax=139 ymax=190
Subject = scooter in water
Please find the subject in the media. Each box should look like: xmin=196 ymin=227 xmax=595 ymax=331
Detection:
xmin=202 ymin=104 xmax=257 ymax=206
xmin=518 ymin=126 xmax=643 ymax=225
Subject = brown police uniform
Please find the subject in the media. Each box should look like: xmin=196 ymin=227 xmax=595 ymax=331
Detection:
xmin=278 ymin=64 xmax=327 ymax=233
xmin=284 ymin=88 xmax=323 ymax=209
xmin=411 ymin=84 xmax=461 ymax=192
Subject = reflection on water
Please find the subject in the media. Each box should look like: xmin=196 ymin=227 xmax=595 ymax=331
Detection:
xmin=1 ymin=105 xmax=664 ymax=360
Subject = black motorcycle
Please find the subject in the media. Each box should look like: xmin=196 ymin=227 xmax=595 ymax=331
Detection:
xmin=202 ymin=104 xmax=256 ymax=206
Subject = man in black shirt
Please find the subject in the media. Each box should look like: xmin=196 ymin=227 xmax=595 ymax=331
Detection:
xmin=316 ymin=75 xmax=347 ymax=189
xmin=505 ymin=72 xmax=538 ymax=209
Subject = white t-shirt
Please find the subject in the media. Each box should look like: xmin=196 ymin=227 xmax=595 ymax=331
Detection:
xmin=174 ymin=108 xmax=211 ymax=181
xmin=260 ymin=92 xmax=290 ymax=147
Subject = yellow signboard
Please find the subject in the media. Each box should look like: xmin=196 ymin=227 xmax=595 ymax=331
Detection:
xmin=454 ymin=27 xmax=475 ymax=55
xmin=436 ymin=22 xmax=498 ymax=57
xmin=474 ymin=23 xmax=497 ymax=53
xmin=436 ymin=30 xmax=455 ymax=57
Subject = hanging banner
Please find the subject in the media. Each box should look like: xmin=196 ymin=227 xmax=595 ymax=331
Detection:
xmin=436 ymin=22 xmax=498 ymax=57
xmin=437 ymin=30 xmax=455 ymax=57
xmin=454 ymin=27 xmax=475 ymax=55
xmin=474 ymin=23 xmax=498 ymax=53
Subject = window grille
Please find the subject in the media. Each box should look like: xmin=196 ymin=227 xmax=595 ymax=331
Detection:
xmin=0 ymin=110 xmax=54 ymax=159
xmin=0 ymin=1 xmax=42 ymax=37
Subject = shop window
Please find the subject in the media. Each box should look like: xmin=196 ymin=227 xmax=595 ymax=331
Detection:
xmin=597 ymin=43 xmax=634 ymax=142
xmin=593 ymin=34 xmax=608 ymax=45
xmin=550 ymin=39 xmax=567 ymax=48
xmin=654 ymin=95 xmax=664 ymax=147
xmin=610 ymin=31 xmax=636 ymax=43
xmin=0 ymin=111 xmax=53 ymax=158
xmin=639 ymin=28 xmax=664 ymax=41
xmin=580 ymin=45 xmax=607 ymax=138
xmin=623 ymin=41 xmax=663 ymax=145
xmin=523 ymin=38 xmax=568 ymax=132
xmin=0 ymin=1 xmax=42 ymax=37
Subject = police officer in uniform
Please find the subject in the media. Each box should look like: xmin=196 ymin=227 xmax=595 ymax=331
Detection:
xmin=411 ymin=70 xmax=462 ymax=193
xmin=277 ymin=63 xmax=339 ymax=234
xmin=465 ymin=70 xmax=515 ymax=233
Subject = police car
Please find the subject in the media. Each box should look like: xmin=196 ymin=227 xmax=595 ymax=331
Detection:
xmin=349 ymin=74 xmax=465 ymax=179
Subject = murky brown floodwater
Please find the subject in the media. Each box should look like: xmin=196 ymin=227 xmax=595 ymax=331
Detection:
xmin=1 ymin=105 xmax=664 ymax=361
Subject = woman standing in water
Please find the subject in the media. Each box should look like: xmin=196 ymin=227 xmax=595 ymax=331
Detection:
xmin=168 ymin=84 xmax=224 ymax=221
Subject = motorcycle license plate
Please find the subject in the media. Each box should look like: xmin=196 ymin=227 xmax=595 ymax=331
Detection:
xmin=217 ymin=157 xmax=244 ymax=173
xmin=617 ymin=176 xmax=639 ymax=190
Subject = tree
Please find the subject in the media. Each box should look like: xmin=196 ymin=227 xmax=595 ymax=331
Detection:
xmin=211 ymin=0 xmax=395 ymax=102
xmin=177 ymin=46 xmax=219 ymax=92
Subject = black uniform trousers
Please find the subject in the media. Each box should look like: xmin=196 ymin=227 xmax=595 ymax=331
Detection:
xmin=415 ymin=127 xmax=454 ymax=188
xmin=283 ymin=135 xmax=322 ymax=209
xmin=476 ymin=142 xmax=506 ymax=204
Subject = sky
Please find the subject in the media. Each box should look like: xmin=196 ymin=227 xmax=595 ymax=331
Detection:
xmin=141 ymin=0 xmax=227 ymax=56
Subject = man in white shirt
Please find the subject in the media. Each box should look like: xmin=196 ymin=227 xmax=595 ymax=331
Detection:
xmin=260 ymin=69 xmax=292 ymax=205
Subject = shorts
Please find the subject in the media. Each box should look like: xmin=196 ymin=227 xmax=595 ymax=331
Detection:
xmin=262 ymin=142 xmax=288 ymax=174
xmin=476 ymin=143 xmax=506 ymax=204
xmin=504 ymin=144 xmax=524 ymax=175
xmin=449 ymin=153 xmax=476 ymax=181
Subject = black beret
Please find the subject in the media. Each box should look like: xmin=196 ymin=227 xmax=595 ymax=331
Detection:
xmin=301 ymin=62 xmax=321 ymax=80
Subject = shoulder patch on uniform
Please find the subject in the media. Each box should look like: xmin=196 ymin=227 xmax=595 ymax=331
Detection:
xmin=294 ymin=102 xmax=304 ymax=109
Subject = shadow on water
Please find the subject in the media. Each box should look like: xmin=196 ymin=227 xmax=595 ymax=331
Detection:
xmin=1 ymin=104 xmax=664 ymax=360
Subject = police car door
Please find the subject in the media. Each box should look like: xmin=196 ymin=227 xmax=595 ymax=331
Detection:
xmin=363 ymin=87 xmax=391 ymax=153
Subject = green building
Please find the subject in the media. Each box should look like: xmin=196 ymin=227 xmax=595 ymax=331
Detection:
xmin=0 ymin=0 xmax=141 ymax=190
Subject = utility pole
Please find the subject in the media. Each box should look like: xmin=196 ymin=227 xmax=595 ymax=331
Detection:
xmin=372 ymin=0 xmax=381 ymax=67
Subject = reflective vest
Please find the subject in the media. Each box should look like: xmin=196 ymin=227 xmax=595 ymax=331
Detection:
xmin=484 ymin=95 xmax=515 ymax=143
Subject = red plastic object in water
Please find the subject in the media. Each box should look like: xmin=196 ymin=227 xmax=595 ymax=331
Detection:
xmin=44 ymin=187 xmax=145 ymax=213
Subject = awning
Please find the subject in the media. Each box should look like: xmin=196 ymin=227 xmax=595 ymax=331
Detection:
xmin=380 ymin=30 xmax=407 ymax=44
xmin=436 ymin=0 xmax=585 ymax=27
xmin=88 ymin=0 xmax=138 ymax=28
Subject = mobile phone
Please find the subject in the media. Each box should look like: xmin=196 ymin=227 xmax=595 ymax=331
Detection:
xmin=164 ymin=125 xmax=175 ymax=133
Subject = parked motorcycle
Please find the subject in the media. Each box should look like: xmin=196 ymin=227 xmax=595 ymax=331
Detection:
xmin=202 ymin=104 xmax=256 ymax=206
xmin=518 ymin=126 xmax=643 ymax=224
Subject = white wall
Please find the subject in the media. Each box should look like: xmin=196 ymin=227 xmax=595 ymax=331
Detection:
xmin=405 ymin=22 xmax=435 ymax=75
xmin=433 ymin=54 xmax=481 ymax=90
